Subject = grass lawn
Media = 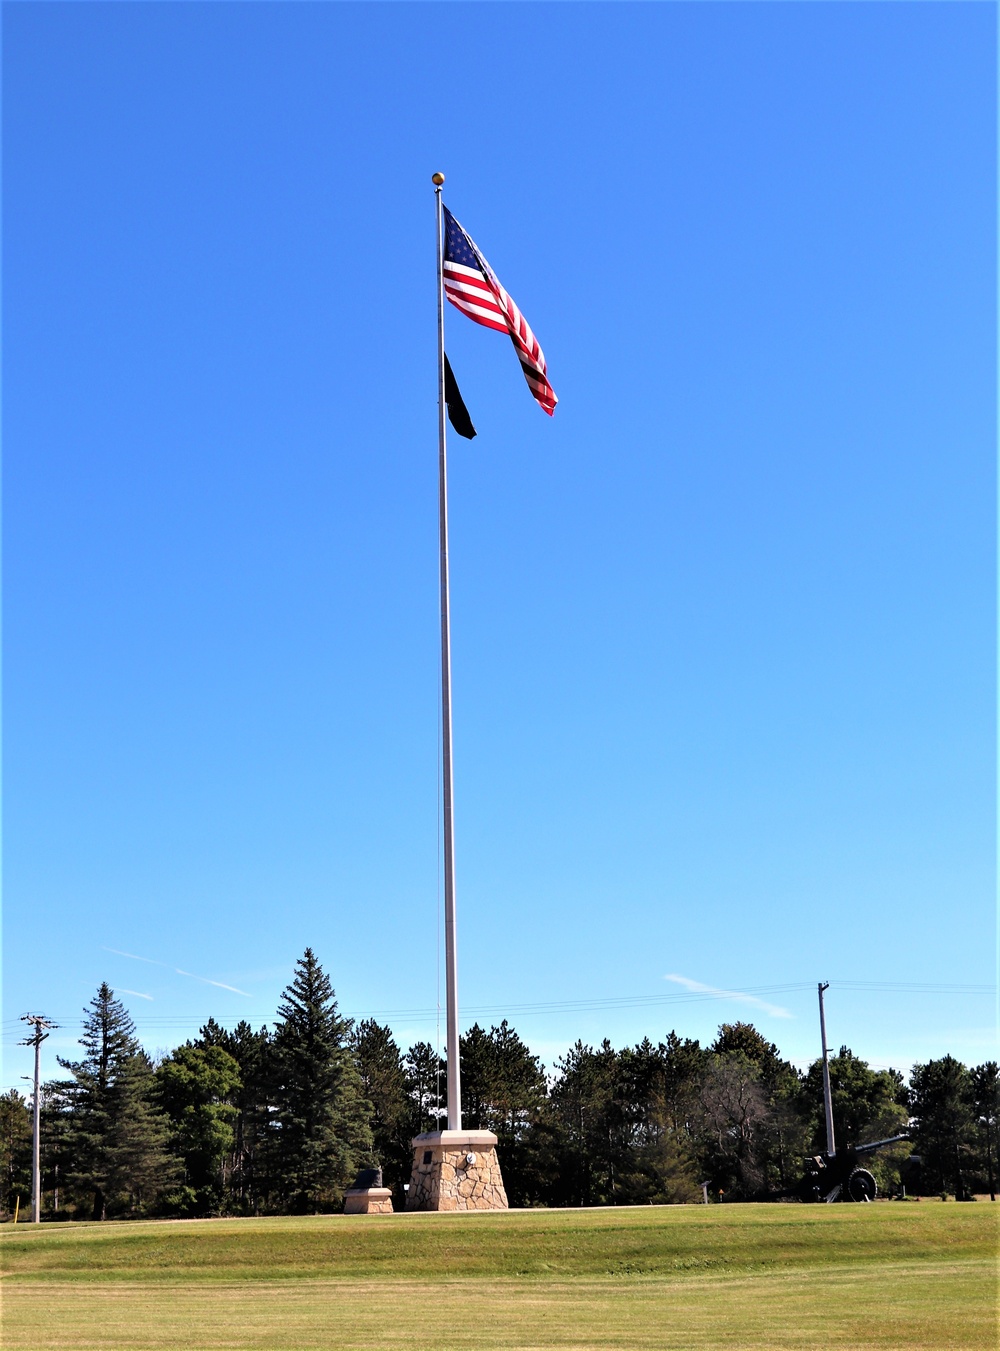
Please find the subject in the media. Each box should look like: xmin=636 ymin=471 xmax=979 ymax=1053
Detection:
xmin=2 ymin=1202 xmax=996 ymax=1349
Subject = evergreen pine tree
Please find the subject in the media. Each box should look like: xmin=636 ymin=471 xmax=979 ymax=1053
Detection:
xmin=0 ymin=1091 xmax=32 ymax=1217
xmin=106 ymin=1051 xmax=179 ymax=1214
xmin=548 ymin=1040 xmax=629 ymax=1206
xmin=56 ymin=983 xmax=178 ymax=1219
xmin=458 ymin=1021 xmax=547 ymax=1206
xmin=40 ymin=1083 xmax=75 ymax=1218
xmin=404 ymin=1042 xmax=446 ymax=1134
xmin=193 ymin=1020 xmax=274 ymax=1214
xmin=351 ymin=1020 xmax=412 ymax=1191
xmin=970 ymin=1062 xmax=999 ymax=1201
xmin=271 ymin=949 xmax=373 ymax=1212
xmin=910 ymin=1055 xmax=976 ymax=1199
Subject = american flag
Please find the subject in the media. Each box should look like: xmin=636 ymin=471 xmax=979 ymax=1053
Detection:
xmin=442 ymin=205 xmax=557 ymax=416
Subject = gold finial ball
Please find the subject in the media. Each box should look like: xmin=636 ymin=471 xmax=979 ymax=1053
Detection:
xmin=432 ymin=172 xmax=445 ymax=186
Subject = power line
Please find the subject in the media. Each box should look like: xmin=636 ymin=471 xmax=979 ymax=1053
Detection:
xmin=2 ymin=976 xmax=992 ymax=1045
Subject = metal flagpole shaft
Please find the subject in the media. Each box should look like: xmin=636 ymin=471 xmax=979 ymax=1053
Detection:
xmin=433 ymin=172 xmax=461 ymax=1132
xmin=818 ymin=982 xmax=836 ymax=1157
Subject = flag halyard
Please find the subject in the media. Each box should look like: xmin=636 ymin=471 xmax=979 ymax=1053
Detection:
xmin=442 ymin=206 xmax=557 ymax=416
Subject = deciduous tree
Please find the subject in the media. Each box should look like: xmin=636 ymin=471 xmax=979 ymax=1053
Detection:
xmin=157 ymin=1044 xmax=242 ymax=1214
xmin=697 ymin=1052 xmax=770 ymax=1197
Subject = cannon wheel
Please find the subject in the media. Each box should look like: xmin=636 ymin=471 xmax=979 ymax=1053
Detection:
xmin=845 ymin=1167 xmax=877 ymax=1202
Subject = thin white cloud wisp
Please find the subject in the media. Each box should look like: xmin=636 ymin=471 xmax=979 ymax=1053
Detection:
xmin=101 ymin=947 xmax=250 ymax=997
xmin=664 ymin=974 xmax=793 ymax=1019
xmin=175 ymin=969 xmax=250 ymax=997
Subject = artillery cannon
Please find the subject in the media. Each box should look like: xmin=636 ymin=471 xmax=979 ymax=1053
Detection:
xmin=788 ymin=983 xmax=909 ymax=1203
xmin=794 ymin=1133 xmax=910 ymax=1203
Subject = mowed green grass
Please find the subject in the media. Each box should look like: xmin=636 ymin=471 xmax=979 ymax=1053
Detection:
xmin=2 ymin=1203 xmax=996 ymax=1350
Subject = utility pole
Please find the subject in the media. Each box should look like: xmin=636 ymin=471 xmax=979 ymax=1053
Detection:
xmin=20 ymin=1014 xmax=57 ymax=1223
xmin=817 ymin=983 xmax=836 ymax=1158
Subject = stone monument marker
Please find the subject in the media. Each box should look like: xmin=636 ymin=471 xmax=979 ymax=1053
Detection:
xmin=343 ymin=1166 xmax=394 ymax=1215
xmin=406 ymin=1129 xmax=507 ymax=1211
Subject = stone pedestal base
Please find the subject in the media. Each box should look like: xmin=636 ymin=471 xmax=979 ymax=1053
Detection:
xmin=405 ymin=1130 xmax=508 ymax=1211
xmin=343 ymin=1186 xmax=393 ymax=1214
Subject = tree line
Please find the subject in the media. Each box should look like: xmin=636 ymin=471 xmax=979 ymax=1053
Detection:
xmin=2 ymin=948 xmax=996 ymax=1219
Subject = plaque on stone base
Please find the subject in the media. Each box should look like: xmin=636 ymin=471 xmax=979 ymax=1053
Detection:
xmin=343 ymin=1166 xmax=393 ymax=1214
xmin=343 ymin=1187 xmax=393 ymax=1214
xmin=405 ymin=1130 xmax=508 ymax=1211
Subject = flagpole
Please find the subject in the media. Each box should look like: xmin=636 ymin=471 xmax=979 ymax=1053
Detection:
xmin=433 ymin=171 xmax=462 ymax=1132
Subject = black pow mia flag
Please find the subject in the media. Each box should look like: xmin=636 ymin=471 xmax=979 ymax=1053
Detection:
xmin=444 ymin=354 xmax=476 ymax=440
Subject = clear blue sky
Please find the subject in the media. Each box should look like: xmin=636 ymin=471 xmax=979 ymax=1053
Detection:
xmin=3 ymin=3 xmax=995 ymax=1094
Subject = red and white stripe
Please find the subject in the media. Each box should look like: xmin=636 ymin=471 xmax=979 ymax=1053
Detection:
xmin=444 ymin=247 xmax=557 ymax=417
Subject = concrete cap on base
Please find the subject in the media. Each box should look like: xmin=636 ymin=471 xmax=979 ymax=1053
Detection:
xmin=411 ymin=1129 xmax=498 ymax=1149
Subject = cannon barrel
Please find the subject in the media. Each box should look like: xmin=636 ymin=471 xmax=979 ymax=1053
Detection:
xmin=854 ymin=1133 xmax=910 ymax=1156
